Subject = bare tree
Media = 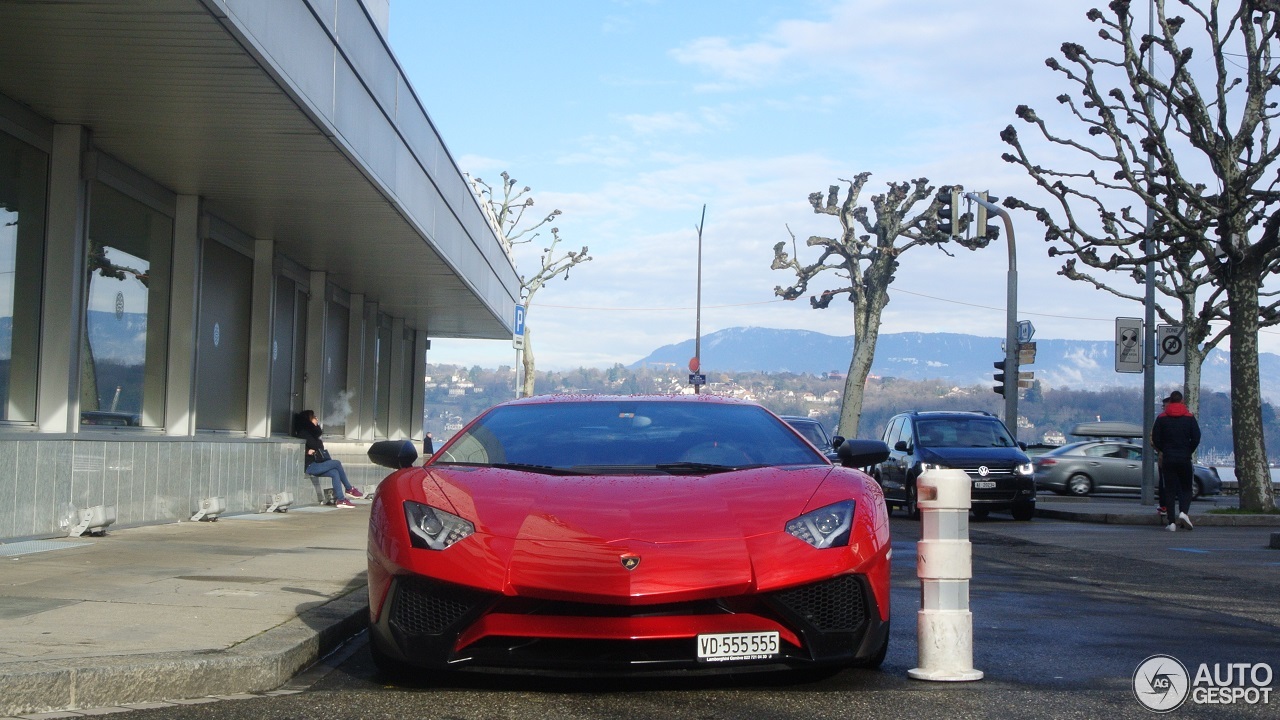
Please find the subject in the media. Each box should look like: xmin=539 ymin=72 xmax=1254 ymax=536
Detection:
xmin=1000 ymin=0 xmax=1280 ymax=512
xmin=771 ymin=174 xmax=988 ymax=436
xmin=470 ymin=172 xmax=591 ymax=396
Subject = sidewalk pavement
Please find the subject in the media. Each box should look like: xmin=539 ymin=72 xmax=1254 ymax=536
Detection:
xmin=1034 ymin=492 xmax=1280 ymax=526
xmin=2 ymin=492 xmax=1278 ymax=717
xmin=0 ymin=501 xmax=371 ymax=717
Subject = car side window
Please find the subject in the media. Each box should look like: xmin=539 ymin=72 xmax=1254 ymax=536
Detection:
xmin=883 ymin=417 xmax=902 ymax=448
xmin=1084 ymin=444 xmax=1117 ymax=458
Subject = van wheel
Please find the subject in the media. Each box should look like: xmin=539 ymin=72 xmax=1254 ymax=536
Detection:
xmin=1011 ymin=501 xmax=1036 ymax=521
xmin=906 ymin=486 xmax=920 ymax=520
xmin=972 ymin=509 xmax=990 ymax=521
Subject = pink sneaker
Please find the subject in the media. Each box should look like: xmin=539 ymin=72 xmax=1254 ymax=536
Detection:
xmin=334 ymin=499 xmax=356 ymax=509
xmin=347 ymin=487 xmax=363 ymax=498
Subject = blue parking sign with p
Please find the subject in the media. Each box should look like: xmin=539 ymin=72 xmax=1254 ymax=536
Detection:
xmin=513 ymin=305 xmax=526 ymax=349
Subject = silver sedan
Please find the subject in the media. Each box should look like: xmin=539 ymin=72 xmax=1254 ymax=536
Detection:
xmin=1033 ymin=440 xmax=1222 ymax=498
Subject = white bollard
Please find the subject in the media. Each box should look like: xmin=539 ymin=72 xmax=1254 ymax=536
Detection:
xmin=908 ymin=468 xmax=983 ymax=682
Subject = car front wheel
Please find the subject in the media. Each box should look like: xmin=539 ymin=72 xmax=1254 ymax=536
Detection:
xmin=1011 ymin=501 xmax=1035 ymax=521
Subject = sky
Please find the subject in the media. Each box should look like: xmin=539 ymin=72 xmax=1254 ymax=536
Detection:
xmin=386 ymin=0 xmax=1275 ymax=371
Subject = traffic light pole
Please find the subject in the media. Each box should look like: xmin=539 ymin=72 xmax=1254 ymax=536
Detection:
xmin=968 ymin=193 xmax=1018 ymax=438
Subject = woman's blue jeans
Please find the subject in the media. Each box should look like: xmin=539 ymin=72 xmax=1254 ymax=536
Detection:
xmin=308 ymin=459 xmax=352 ymax=501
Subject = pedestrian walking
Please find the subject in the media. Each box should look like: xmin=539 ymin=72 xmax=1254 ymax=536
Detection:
xmin=1150 ymin=390 xmax=1201 ymax=532
xmin=295 ymin=410 xmax=362 ymax=508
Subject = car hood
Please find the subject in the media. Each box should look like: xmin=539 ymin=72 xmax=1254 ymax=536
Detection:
xmin=423 ymin=465 xmax=832 ymax=543
xmin=918 ymin=446 xmax=1029 ymax=466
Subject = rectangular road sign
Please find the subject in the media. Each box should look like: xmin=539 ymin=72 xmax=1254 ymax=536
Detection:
xmin=689 ymin=373 xmax=706 ymax=386
xmin=1018 ymin=341 xmax=1036 ymax=365
xmin=1157 ymin=324 xmax=1186 ymax=366
xmin=513 ymin=304 xmax=526 ymax=350
xmin=1115 ymin=317 xmax=1143 ymax=373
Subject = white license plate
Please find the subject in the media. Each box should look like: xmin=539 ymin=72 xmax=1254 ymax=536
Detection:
xmin=696 ymin=632 xmax=780 ymax=662
xmin=974 ymin=480 xmax=997 ymax=489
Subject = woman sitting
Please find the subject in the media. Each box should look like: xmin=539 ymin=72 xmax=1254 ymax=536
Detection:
xmin=296 ymin=410 xmax=362 ymax=508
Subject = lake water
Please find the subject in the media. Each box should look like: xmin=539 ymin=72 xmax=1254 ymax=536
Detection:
xmin=1211 ymin=467 xmax=1280 ymax=485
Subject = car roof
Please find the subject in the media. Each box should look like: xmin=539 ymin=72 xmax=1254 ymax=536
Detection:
xmin=1043 ymin=440 xmax=1131 ymax=455
xmin=895 ymin=410 xmax=999 ymax=420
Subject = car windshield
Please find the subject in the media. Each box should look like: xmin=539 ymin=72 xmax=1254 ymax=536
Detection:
xmin=787 ymin=420 xmax=830 ymax=449
xmin=916 ymin=417 xmax=1018 ymax=449
xmin=434 ymin=400 xmax=826 ymax=474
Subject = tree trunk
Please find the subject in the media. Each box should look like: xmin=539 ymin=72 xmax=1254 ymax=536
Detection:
xmin=520 ymin=326 xmax=535 ymax=397
xmin=837 ymin=301 xmax=885 ymax=438
xmin=1226 ymin=271 xmax=1276 ymax=512
xmin=1182 ymin=344 xmax=1204 ymax=419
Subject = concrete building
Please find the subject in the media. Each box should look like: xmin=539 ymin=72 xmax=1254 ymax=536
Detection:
xmin=0 ymin=0 xmax=518 ymax=540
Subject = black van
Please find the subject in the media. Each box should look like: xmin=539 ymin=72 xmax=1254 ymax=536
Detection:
xmin=874 ymin=410 xmax=1036 ymax=521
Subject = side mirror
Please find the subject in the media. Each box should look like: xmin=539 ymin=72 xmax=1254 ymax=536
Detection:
xmin=832 ymin=435 xmax=845 ymax=450
xmin=894 ymin=440 xmax=908 ymax=452
xmin=368 ymin=439 xmax=418 ymax=469
xmin=1018 ymin=441 xmax=1028 ymax=450
xmin=837 ymin=439 xmax=890 ymax=468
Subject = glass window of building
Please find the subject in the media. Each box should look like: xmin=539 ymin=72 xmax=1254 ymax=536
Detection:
xmin=0 ymin=130 xmax=47 ymax=423
xmin=81 ymin=179 xmax=172 ymax=428
xmin=195 ymin=237 xmax=252 ymax=432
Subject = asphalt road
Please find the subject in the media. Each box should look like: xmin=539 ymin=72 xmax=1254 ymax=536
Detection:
xmin=102 ymin=516 xmax=1280 ymax=720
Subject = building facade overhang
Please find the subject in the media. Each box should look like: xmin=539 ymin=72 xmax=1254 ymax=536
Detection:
xmin=0 ymin=0 xmax=517 ymax=338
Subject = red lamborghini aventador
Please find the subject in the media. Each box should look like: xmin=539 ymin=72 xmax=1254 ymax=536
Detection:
xmin=365 ymin=395 xmax=891 ymax=676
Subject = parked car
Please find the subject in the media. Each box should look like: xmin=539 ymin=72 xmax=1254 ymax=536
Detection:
xmin=780 ymin=415 xmax=842 ymax=461
xmin=1033 ymin=440 xmax=1222 ymax=498
xmin=364 ymin=395 xmax=893 ymax=677
xmin=873 ymin=410 xmax=1036 ymax=521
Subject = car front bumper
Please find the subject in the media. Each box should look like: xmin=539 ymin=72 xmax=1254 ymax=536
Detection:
xmin=370 ymin=572 xmax=889 ymax=676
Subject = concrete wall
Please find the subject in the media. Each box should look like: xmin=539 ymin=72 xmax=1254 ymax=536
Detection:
xmin=0 ymin=437 xmax=390 ymax=541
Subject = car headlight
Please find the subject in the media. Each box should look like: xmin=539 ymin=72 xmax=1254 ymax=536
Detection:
xmin=404 ymin=501 xmax=474 ymax=550
xmin=786 ymin=500 xmax=854 ymax=549
xmin=919 ymin=462 xmax=950 ymax=472
xmin=1015 ymin=462 xmax=1034 ymax=476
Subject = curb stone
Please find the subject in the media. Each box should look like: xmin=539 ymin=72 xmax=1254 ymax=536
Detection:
xmin=0 ymin=589 xmax=369 ymax=717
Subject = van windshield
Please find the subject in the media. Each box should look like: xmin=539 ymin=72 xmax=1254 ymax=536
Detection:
xmin=916 ymin=418 xmax=1017 ymax=449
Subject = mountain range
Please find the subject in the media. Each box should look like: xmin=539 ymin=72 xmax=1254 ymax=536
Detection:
xmin=631 ymin=327 xmax=1280 ymax=401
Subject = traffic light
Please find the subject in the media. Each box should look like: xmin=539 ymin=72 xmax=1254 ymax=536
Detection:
xmin=993 ymin=359 xmax=1007 ymax=396
xmin=975 ymin=192 xmax=1002 ymax=240
xmin=937 ymin=188 xmax=962 ymax=237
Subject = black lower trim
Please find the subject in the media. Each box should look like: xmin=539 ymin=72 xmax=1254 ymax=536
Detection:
xmin=370 ymin=574 xmax=888 ymax=676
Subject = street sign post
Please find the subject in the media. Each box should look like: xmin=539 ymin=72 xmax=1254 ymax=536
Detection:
xmin=1115 ymin=317 xmax=1143 ymax=373
xmin=1156 ymin=324 xmax=1186 ymax=366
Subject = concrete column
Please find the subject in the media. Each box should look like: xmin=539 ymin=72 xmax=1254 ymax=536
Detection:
xmin=357 ymin=300 xmax=378 ymax=441
xmin=245 ymin=238 xmax=274 ymax=437
xmin=37 ymin=125 xmax=87 ymax=434
xmin=388 ymin=316 xmax=406 ymax=438
xmin=410 ymin=329 xmax=427 ymax=443
xmin=303 ymin=271 xmax=326 ymax=414
xmin=344 ymin=293 xmax=366 ymax=440
xmin=163 ymin=195 xmax=200 ymax=436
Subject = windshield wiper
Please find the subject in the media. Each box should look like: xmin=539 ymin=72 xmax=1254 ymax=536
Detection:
xmin=653 ymin=461 xmax=766 ymax=475
xmin=435 ymin=461 xmax=583 ymax=476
